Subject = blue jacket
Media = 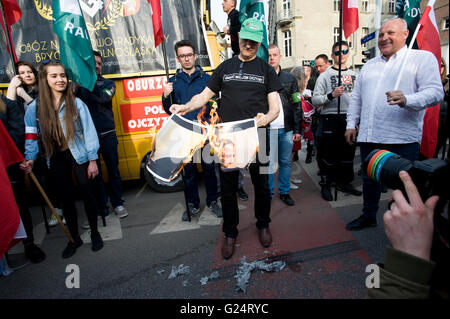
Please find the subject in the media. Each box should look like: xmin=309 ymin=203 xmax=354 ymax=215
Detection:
xmin=24 ymin=97 xmax=99 ymax=166
xmin=78 ymin=76 xmax=116 ymax=137
xmin=162 ymin=66 xmax=211 ymax=121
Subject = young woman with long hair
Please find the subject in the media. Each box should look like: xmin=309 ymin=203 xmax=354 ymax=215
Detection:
xmin=20 ymin=61 xmax=104 ymax=258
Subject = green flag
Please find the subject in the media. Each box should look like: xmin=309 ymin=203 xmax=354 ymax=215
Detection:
xmin=239 ymin=0 xmax=268 ymax=62
xmin=396 ymin=0 xmax=421 ymax=48
xmin=53 ymin=0 xmax=96 ymax=91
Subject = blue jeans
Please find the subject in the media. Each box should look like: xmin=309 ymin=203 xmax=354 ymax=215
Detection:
xmin=268 ymin=128 xmax=293 ymax=196
xmin=360 ymin=142 xmax=420 ymax=219
xmin=96 ymin=134 xmax=124 ymax=210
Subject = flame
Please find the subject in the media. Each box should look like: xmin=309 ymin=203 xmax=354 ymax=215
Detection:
xmin=168 ymin=100 xmax=223 ymax=180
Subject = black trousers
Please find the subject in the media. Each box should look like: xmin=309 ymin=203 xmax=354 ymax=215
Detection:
xmin=49 ymin=150 xmax=99 ymax=239
xmin=219 ymin=128 xmax=271 ymax=238
xmin=316 ymin=114 xmax=356 ymax=184
xmin=8 ymin=164 xmax=34 ymax=245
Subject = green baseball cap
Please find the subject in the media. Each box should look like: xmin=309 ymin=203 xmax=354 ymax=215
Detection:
xmin=240 ymin=18 xmax=264 ymax=43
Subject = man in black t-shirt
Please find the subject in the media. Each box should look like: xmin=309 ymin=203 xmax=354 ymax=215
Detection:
xmin=170 ymin=18 xmax=282 ymax=260
xmin=222 ymin=0 xmax=241 ymax=56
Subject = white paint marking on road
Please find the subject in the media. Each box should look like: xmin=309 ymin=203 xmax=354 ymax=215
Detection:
xmin=150 ymin=203 xmax=201 ymax=235
xmin=198 ymin=207 xmax=222 ymax=226
xmin=81 ymin=214 xmax=123 ymax=243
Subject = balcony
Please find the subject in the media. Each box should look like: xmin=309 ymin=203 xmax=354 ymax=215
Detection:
xmin=277 ymin=9 xmax=293 ymax=27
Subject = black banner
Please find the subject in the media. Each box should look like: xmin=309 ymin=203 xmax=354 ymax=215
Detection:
xmin=0 ymin=0 xmax=212 ymax=85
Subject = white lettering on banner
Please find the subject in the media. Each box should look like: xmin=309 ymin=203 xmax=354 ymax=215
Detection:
xmin=64 ymin=22 xmax=89 ymax=39
xmin=125 ymin=77 xmax=167 ymax=92
xmin=128 ymin=117 xmax=168 ymax=129
xmin=144 ymin=105 xmax=166 ymax=115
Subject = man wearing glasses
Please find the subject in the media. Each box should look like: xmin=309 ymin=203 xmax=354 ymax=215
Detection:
xmin=312 ymin=41 xmax=362 ymax=201
xmin=162 ymin=40 xmax=222 ymax=221
xmin=169 ymin=19 xmax=282 ymax=259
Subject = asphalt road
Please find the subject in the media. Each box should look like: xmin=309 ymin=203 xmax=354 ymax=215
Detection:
xmin=0 ymin=145 xmax=391 ymax=300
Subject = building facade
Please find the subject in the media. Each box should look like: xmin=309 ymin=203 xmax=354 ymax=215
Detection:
xmin=268 ymin=0 xmax=406 ymax=71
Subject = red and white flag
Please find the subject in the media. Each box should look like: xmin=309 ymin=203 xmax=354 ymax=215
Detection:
xmin=0 ymin=0 xmax=22 ymax=61
xmin=342 ymin=0 xmax=359 ymax=39
xmin=417 ymin=0 xmax=441 ymax=158
xmin=147 ymin=0 xmax=163 ymax=48
xmin=0 ymin=120 xmax=25 ymax=259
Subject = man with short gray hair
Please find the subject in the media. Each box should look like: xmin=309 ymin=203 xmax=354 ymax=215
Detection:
xmin=345 ymin=18 xmax=443 ymax=230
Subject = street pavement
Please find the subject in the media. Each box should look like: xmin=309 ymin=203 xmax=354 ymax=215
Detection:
xmin=0 ymin=145 xmax=392 ymax=299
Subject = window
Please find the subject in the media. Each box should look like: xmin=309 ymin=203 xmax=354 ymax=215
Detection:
xmin=283 ymin=30 xmax=292 ymax=57
xmin=282 ymin=0 xmax=290 ymax=11
xmin=281 ymin=0 xmax=290 ymax=17
xmin=443 ymin=17 xmax=449 ymax=31
xmin=388 ymin=0 xmax=396 ymax=14
xmin=362 ymin=27 xmax=369 ymax=48
xmin=333 ymin=0 xmax=340 ymax=12
xmin=361 ymin=0 xmax=369 ymax=12
xmin=334 ymin=27 xmax=340 ymax=44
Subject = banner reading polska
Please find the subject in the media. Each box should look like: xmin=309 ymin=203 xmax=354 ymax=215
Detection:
xmin=0 ymin=0 xmax=212 ymax=85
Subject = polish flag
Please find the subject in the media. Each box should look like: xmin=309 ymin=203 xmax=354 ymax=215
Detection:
xmin=417 ymin=0 xmax=441 ymax=158
xmin=148 ymin=0 xmax=163 ymax=48
xmin=0 ymin=0 xmax=22 ymax=61
xmin=0 ymin=120 xmax=25 ymax=259
xmin=342 ymin=0 xmax=359 ymax=39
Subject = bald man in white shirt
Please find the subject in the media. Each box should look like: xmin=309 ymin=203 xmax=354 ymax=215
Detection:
xmin=344 ymin=18 xmax=443 ymax=231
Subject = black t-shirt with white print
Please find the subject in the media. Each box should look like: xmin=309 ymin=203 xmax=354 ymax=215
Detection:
xmin=207 ymin=56 xmax=283 ymax=123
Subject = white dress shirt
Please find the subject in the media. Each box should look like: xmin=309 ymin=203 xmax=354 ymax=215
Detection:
xmin=346 ymin=46 xmax=444 ymax=144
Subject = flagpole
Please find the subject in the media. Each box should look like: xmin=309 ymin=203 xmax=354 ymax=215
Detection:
xmin=0 ymin=0 xmax=17 ymax=69
xmin=26 ymin=168 xmax=74 ymax=243
xmin=393 ymin=19 xmax=422 ymax=90
xmin=338 ymin=0 xmax=343 ymax=116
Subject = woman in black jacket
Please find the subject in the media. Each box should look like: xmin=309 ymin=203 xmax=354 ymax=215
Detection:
xmin=0 ymin=93 xmax=46 ymax=264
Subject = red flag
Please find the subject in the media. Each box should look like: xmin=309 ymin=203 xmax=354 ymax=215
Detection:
xmin=0 ymin=0 xmax=22 ymax=62
xmin=147 ymin=0 xmax=163 ymax=48
xmin=417 ymin=0 xmax=441 ymax=158
xmin=0 ymin=120 xmax=24 ymax=259
xmin=342 ymin=0 xmax=359 ymax=39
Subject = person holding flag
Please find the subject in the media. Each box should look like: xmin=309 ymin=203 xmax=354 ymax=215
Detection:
xmin=312 ymin=41 xmax=361 ymax=202
xmin=20 ymin=62 xmax=104 ymax=259
xmin=344 ymin=17 xmax=443 ymax=231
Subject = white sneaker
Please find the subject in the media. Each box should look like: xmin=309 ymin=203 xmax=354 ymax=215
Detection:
xmin=291 ymin=178 xmax=303 ymax=184
xmin=48 ymin=209 xmax=65 ymax=227
xmin=290 ymin=183 xmax=299 ymax=190
xmin=114 ymin=205 xmax=128 ymax=219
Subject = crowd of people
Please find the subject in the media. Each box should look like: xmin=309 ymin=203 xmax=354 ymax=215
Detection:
xmin=0 ymin=0 xmax=448 ymax=298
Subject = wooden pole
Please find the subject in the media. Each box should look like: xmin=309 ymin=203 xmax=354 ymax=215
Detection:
xmin=27 ymin=167 xmax=74 ymax=243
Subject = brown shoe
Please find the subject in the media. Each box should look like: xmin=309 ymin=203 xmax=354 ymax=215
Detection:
xmin=258 ymin=228 xmax=272 ymax=248
xmin=221 ymin=237 xmax=236 ymax=259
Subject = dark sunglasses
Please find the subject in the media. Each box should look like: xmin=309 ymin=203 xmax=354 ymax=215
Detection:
xmin=333 ymin=49 xmax=349 ymax=55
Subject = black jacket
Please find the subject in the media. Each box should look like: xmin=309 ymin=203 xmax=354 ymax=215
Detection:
xmin=78 ymin=76 xmax=116 ymax=137
xmin=277 ymin=70 xmax=302 ymax=134
xmin=0 ymin=93 xmax=25 ymax=151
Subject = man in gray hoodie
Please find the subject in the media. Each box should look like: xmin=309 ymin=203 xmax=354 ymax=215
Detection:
xmin=312 ymin=41 xmax=362 ymax=201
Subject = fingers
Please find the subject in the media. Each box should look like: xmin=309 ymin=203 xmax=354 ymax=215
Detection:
xmin=424 ymin=195 xmax=439 ymax=218
xmin=398 ymin=171 xmax=422 ymax=209
xmin=386 ymin=91 xmax=406 ymax=106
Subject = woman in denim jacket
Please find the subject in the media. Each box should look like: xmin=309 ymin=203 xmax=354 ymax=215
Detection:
xmin=20 ymin=62 xmax=104 ymax=258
